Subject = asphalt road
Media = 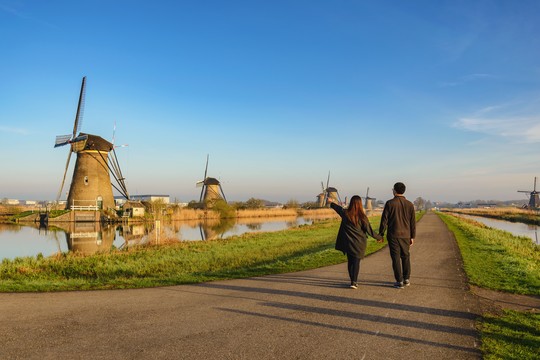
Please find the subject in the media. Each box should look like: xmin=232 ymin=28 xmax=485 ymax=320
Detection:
xmin=0 ymin=212 xmax=483 ymax=359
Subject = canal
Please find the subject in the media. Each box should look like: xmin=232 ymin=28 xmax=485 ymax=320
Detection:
xmin=0 ymin=215 xmax=333 ymax=260
xmin=458 ymin=214 xmax=539 ymax=245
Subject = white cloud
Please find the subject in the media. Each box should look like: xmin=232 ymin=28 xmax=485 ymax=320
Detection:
xmin=454 ymin=99 xmax=540 ymax=143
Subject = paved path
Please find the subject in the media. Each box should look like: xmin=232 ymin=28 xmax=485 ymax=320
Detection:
xmin=1 ymin=213 xmax=484 ymax=359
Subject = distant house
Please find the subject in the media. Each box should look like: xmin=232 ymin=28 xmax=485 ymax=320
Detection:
xmin=6 ymin=199 xmax=20 ymax=205
xmin=130 ymin=195 xmax=170 ymax=204
xmin=122 ymin=201 xmax=145 ymax=218
xmin=25 ymin=200 xmax=37 ymax=205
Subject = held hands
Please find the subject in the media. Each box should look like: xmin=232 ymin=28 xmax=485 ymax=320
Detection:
xmin=377 ymin=234 xmax=385 ymax=243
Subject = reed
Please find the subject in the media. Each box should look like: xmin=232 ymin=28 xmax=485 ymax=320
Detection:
xmin=447 ymin=207 xmax=540 ymax=226
xmin=169 ymin=207 xmax=340 ymax=221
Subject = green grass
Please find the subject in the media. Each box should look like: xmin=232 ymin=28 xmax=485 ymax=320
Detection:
xmin=0 ymin=218 xmax=386 ymax=292
xmin=438 ymin=212 xmax=540 ymax=296
xmin=437 ymin=212 xmax=540 ymax=360
xmin=480 ymin=310 xmax=540 ymax=360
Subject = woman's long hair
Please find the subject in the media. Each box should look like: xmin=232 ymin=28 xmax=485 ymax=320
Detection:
xmin=345 ymin=195 xmax=369 ymax=229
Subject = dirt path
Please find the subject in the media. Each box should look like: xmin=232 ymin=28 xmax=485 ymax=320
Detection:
xmin=1 ymin=212 xmax=530 ymax=359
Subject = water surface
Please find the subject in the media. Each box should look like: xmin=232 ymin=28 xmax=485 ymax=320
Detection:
xmin=0 ymin=215 xmax=328 ymax=260
xmin=458 ymin=214 xmax=539 ymax=245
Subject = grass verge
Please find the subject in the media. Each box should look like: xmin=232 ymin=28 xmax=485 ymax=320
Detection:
xmin=438 ymin=212 xmax=539 ymax=295
xmin=480 ymin=310 xmax=540 ymax=360
xmin=0 ymin=217 xmax=386 ymax=292
xmin=437 ymin=212 xmax=540 ymax=359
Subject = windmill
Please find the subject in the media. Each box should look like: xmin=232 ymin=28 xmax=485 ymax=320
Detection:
xmin=196 ymin=154 xmax=227 ymax=207
xmin=517 ymin=177 xmax=540 ymax=209
xmin=322 ymin=171 xmax=341 ymax=206
xmin=316 ymin=181 xmax=326 ymax=207
xmin=364 ymin=187 xmax=376 ymax=213
xmin=54 ymin=76 xmax=129 ymax=214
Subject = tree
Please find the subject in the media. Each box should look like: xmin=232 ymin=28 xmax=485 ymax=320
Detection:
xmin=211 ymin=199 xmax=235 ymax=218
xmin=245 ymin=198 xmax=265 ymax=209
xmin=414 ymin=197 xmax=426 ymax=211
xmin=284 ymin=199 xmax=299 ymax=209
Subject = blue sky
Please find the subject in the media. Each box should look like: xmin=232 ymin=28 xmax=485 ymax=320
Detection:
xmin=1 ymin=0 xmax=539 ymax=204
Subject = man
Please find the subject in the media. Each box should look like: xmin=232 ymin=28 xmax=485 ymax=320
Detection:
xmin=378 ymin=182 xmax=416 ymax=289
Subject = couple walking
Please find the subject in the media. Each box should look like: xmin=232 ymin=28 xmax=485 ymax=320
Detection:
xmin=328 ymin=182 xmax=416 ymax=289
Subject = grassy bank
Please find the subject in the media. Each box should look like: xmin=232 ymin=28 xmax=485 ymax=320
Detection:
xmin=438 ymin=212 xmax=539 ymax=295
xmin=480 ymin=310 xmax=540 ymax=360
xmin=437 ymin=212 xmax=540 ymax=359
xmin=0 ymin=217 xmax=385 ymax=292
xmin=448 ymin=207 xmax=540 ymax=226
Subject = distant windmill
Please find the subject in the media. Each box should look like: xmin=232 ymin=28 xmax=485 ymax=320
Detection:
xmin=364 ymin=187 xmax=376 ymax=213
xmin=517 ymin=177 xmax=540 ymax=209
xmin=196 ymin=154 xmax=227 ymax=207
xmin=316 ymin=181 xmax=326 ymax=207
xmin=322 ymin=171 xmax=341 ymax=206
xmin=54 ymin=76 xmax=129 ymax=213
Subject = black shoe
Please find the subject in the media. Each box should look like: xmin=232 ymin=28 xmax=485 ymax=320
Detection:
xmin=394 ymin=282 xmax=404 ymax=289
xmin=404 ymin=279 xmax=410 ymax=286
xmin=350 ymin=283 xmax=358 ymax=289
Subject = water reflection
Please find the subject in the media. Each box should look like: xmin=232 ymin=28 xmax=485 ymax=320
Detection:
xmin=0 ymin=215 xmax=324 ymax=260
xmin=53 ymin=222 xmax=117 ymax=256
xmin=460 ymin=214 xmax=540 ymax=246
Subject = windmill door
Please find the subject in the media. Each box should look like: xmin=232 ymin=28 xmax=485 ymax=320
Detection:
xmin=97 ymin=196 xmax=103 ymax=210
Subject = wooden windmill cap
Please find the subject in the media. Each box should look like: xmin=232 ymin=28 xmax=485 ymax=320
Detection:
xmin=75 ymin=133 xmax=113 ymax=152
xmin=205 ymin=177 xmax=220 ymax=185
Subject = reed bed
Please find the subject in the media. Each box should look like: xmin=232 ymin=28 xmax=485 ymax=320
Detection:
xmin=447 ymin=207 xmax=540 ymax=226
xmin=169 ymin=207 xmax=340 ymax=221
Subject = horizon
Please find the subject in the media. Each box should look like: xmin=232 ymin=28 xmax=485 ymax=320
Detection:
xmin=1 ymin=1 xmax=539 ymax=204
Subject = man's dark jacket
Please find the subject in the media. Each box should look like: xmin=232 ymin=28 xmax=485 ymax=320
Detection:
xmin=330 ymin=203 xmax=381 ymax=258
xmin=379 ymin=195 xmax=416 ymax=239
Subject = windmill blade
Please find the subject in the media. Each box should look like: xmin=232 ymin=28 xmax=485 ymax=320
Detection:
xmin=72 ymin=76 xmax=86 ymax=138
xmin=219 ymin=184 xmax=227 ymax=203
xmin=326 ymin=171 xmax=330 ymax=189
xmin=54 ymin=134 xmax=72 ymax=147
xmin=366 ymin=187 xmax=370 ymax=199
xmin=55 ymin=150 xmax=73 ymax=205
xmin=196 ymin=180 xmax=204 ymax=188
xmin=199 ymin=185 xmax=205 ymax=203
xmin=203 ymin=154 xmax=209 ymax=180
xmin=535 ymin=177 xmax=537 ymax=192
xmin=112 ymin=121 xmax=116 ymax=146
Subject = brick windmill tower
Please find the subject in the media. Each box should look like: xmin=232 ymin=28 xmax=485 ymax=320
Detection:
xmin=54 ymin=77 xmax=129 ymax=217
xmin=196 ymin=154 xmax=227 ymax=208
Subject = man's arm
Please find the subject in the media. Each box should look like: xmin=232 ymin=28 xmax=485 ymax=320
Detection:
xmin=379 ymin=202 xmax=388 ymax=237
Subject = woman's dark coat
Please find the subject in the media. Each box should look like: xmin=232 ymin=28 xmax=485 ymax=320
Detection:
xmin=330 ymin=202 xmax=381 ymax=258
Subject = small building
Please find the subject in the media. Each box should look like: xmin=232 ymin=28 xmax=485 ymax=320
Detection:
xmin=122 ymin=201 xmax=145 ymax=218
xmin=130 ymin=195 xmax=170 ymax=204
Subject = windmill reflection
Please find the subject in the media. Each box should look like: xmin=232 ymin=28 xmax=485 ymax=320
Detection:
xmin=48 ymin=222 xmax=116 ymax=255
xmin=199 ymin=218 xmax=236 ymax=240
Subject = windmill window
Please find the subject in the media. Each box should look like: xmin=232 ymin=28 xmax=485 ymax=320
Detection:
xmin=84 ymin=176 xmax=89 ymax=185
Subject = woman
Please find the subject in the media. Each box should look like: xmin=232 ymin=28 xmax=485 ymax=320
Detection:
xmin=329 ymin=195 xmax=382 ymax=289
